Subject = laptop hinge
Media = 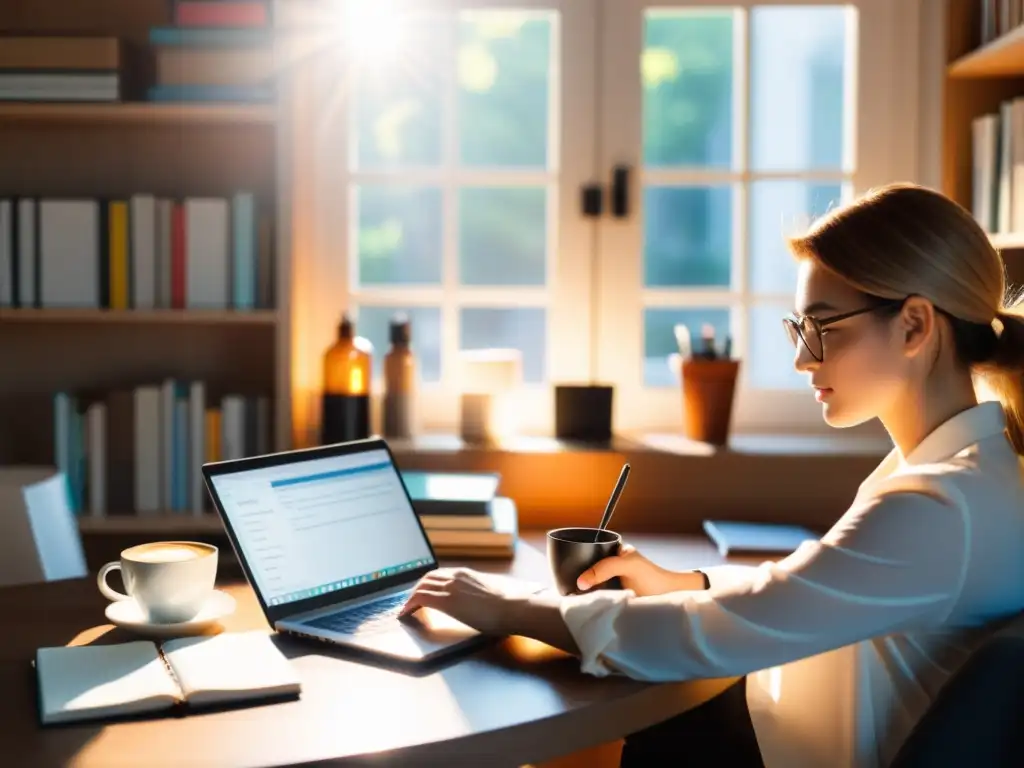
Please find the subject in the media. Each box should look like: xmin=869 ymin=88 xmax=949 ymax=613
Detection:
xmin=282 ymin=581 xmax=413 ymax=623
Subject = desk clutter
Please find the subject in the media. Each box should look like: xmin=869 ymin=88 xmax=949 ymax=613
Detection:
xmin=35 ymin=631 xmax=300 ymax=725
xmin=404 ymin=470 xmax=518 ymax=559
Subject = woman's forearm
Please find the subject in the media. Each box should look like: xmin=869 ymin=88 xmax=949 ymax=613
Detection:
xmin=507 ymin=590 xmax=580 ymax=654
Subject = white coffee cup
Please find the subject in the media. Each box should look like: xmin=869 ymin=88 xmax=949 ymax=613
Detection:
xmin=97 ymin=541 xmax=218 ymax=624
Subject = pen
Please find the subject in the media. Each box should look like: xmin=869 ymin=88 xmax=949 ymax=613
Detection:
xmin=595 ymin=462 xmax=630 ymax=541
xmin=699 ymin=324 xmax=716 ymax=359
xmin=673 ymin=324 xmax=692 ymax=360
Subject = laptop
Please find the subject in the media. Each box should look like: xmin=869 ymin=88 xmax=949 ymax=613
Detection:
xmin=201 ymin=437 xmax=491 ymax=665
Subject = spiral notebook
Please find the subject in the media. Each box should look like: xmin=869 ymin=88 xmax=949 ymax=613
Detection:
xmin=35 ymin=631 xmax=301 ymax=725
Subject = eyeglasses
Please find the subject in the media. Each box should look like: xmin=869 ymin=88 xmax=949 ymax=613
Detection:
xmin=782 ymin=302 xmax=901 ymax=362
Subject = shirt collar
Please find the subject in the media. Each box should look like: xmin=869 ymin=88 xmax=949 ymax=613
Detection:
xmin=902 ymin=401 xmax=1007 ymax=466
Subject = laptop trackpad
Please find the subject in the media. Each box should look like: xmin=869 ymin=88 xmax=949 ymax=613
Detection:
xmin=353 ymin=607 xmax=481 ymax=660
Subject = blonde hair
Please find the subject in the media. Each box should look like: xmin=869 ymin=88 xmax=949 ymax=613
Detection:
xmin=788 ymin=182 xmax=1024 ymax=454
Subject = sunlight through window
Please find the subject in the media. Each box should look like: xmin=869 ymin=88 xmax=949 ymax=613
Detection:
xmin=341 ymin=0 xmax=408 ymax=67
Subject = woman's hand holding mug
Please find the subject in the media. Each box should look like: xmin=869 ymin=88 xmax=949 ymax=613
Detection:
xmin=575 ymin=544 xmax=708 ymax=596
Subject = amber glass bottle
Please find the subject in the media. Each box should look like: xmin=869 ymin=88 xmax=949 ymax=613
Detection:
xmin=382 ymin=314 xmax=416 ymax=438
xmin=321 ymin=313 xmax=372 ymax=443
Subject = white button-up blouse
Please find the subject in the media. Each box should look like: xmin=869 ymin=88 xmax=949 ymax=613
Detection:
xmin=559 ymin=402 xmax=1024 ymax=767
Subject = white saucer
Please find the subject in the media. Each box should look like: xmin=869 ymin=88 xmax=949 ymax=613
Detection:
xmin=105 ymin=590 xmax=237 ymax=638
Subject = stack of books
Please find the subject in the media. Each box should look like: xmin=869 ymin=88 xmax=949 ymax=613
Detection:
xmin=0 ymin=36 xmax=121 ymax=103
xmin=401 ymin=471 xmax=518 ymax=559
xmin=148 ymin=1 xmax=275 ymax=104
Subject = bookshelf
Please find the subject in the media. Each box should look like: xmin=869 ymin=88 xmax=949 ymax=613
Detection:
xmin=947 ymin=20 xmax=1024 ymax=77
xmin=0 ymin=308 xmax=278 ymax=325
xmin=0 ymin=102 xmax=276 ymax=126
xmin=0 ymin=1 xmax=295 ymax=536
xmin=944 ymin=0 xmax=1024 ymax=267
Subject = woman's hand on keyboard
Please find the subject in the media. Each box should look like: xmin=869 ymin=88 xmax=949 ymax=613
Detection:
xmin=398 ymin=567 xmax=529 ymax=636
xmin=399 ymin=567 xmax=581 ymax=654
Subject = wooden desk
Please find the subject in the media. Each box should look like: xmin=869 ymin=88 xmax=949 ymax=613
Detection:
xmin=0 ymin=533 xmax=736 ymax=767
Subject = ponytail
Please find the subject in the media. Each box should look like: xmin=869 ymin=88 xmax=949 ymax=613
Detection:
xmin=978 ymin=300 xmax=1024 ymax=454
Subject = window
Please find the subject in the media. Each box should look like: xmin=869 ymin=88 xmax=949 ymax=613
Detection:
xmin=323 ymin=0 xmax=596 ymax=434
xmin=299 ymin=0 xmax=907 ymax=436
xmin=595 ymin=0 xmax=902 ymax=432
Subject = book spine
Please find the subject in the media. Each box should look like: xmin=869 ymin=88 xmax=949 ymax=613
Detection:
xmin=148 ymin=27 xmax=272 ymax=47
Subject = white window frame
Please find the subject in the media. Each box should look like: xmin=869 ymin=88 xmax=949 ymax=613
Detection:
xmin=311 ymin=0 xmax=598 ymax=436
xmin=594 ymin=0 xmax=917 ymax=434
xmin=290 ymin=0 xmax=921 ymax=441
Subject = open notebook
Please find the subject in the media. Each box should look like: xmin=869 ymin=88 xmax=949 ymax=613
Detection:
xmin=35 ymin=631 xmax=301 ymax=725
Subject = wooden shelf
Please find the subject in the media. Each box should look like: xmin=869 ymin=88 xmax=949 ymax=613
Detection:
xmin=949 ymin=25 xmax=1024 ymax=78
xmin=0 ymin=308 xmax=278 ymax=325
xmin=990 ymin=232 xmax=1024 ymax=249
xmin=79 ymin=514 xmax=224 ymax=534
xmin=0 ymin=102 xmax=276 ymax=126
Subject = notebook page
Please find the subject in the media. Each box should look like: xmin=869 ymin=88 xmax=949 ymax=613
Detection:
xmin=36 ymin=641 xmax=180 ymax=724
xmin=161 ymin=631 xmax=301 ymax=708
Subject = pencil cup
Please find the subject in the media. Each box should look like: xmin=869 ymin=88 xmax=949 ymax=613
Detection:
xmin=680 ymin=358 xmax=740 ymax=446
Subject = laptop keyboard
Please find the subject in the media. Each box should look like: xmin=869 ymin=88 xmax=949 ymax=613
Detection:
xmin=304 ymin=591 xmax=411 ymax=636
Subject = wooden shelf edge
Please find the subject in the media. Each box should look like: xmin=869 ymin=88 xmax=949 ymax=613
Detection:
xmin=0 ymin=308 xmax=278 ymax=325
xmin=0 ymin=101 xmax=277 ymax=125
xmin=79 ymin=514 xmax=224 ymax=534
xmin=948 ymin=25 xmax=1024 ymax=77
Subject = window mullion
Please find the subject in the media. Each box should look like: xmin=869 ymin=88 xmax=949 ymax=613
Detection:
xmin=733 ymin=8 xmax=750 ymax=376
xmin=441 ymin=10 xmax=460 ymax=393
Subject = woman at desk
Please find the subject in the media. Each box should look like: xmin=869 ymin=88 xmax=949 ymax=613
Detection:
xmin=400 ymin=183 xmax=1024 ymax=768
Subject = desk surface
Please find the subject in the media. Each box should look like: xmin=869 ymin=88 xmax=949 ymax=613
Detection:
xmin=0 ymin=533 xmax=736 ymax=768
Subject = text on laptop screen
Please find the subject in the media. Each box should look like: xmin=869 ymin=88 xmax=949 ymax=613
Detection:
xmin=209 ymin=449 xmax=434 ymax=606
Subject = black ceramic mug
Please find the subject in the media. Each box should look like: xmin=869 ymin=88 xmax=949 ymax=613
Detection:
xmin=547 ymin=527 xmax=624 ymax=596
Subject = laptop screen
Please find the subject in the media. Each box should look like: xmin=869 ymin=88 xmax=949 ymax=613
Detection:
xmin=207 ymin=447 xmax=434 ymax=607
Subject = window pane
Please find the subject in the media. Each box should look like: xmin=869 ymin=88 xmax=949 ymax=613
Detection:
xmin=644 ymin=307 xmax=730 ymax=387
xmin=750 ymin=181 xmax=843 ymax=294
xmin=750 ymin=7 xmax=851 ymax=171
xmin=643 ymin=10 xmax=734 ymax=169
xmin=460 ymin=307 xmax=546 ymax=383
xmin=644 ymin=186 xmax=732 ymax=287
xmin=458 ymin=11 xmax=552 ymax=168
xmin=356 ymin=186 xmax=442 ymax=286
xmin=351 ymin=13 xmax=445 ymax=168
xmin=748 ymin=304 xmax=807 ymax=389
xmin=459 ymin=187 xmax=547 ymax=286
xmin=353 ymin=306 xmax=442 ymax=384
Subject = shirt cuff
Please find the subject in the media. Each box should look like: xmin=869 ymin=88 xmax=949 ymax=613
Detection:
xmin=700 ymin=563 xmax=761 ymax=591
xmin=558 ymin=588 xmax=635 ymax=677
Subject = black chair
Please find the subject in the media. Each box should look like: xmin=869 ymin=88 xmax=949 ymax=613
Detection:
xmin=889 ymin=617 xmax=1024 ymax=768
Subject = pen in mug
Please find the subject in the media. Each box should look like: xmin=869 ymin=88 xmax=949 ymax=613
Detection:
xmin=699 ymin=324 xmax=716 ymax=359
xmin=673 ymin=323 xmax=692 ymax=360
